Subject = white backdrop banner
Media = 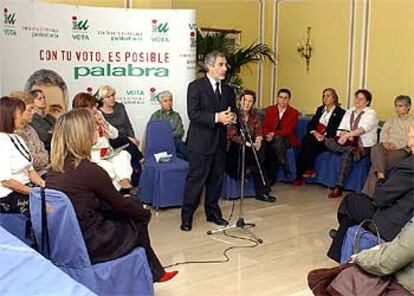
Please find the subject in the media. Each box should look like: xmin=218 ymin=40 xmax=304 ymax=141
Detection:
xmin=0 ymin=1 xmax=196 ymax=139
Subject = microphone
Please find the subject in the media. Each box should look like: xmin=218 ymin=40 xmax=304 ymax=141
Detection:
xmin=226 ymin=82 xmax=241 ymax=89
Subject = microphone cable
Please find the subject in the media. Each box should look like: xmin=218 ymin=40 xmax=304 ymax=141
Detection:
xmin=163 ymin=199 xmax=260 ymax=269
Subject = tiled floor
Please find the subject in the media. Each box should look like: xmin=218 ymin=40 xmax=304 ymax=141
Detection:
xmin=149 ymin=183 xmax=342 ymax=296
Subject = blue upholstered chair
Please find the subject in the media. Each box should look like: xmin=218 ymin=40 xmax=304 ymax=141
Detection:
xmin=221 ymin=174 xmax=256 ymax=200
xmin=139 ymin=120 xmax=188 ymax=209
xmin=307 ymin=151 xmax=371 ymax=193
xmin=29 ymin=188 xmax=154 ymax=296
xmin=0 ymin=213 xmax=31 ymax=245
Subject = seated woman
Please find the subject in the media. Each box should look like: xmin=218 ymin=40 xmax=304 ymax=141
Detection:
xmin=362 ymin=95 xmax=413 ymax=197
xmin=46 ymin=108 xmax=177 ymax=282
xmin=149 ymin=90 xmax=188 ymax=160
xmin=0 ymin=96 xmax=45 ymax=218
xmin=97 ymin=85 xmax=144 ymax=166
xmin=11 ymin=91 xmax=49 ymax=177
xmin=326 ymin=123 xmax=414 ymax=262
xmin=72 ymin=93 xmax=134 ymax=195
xmin=325 ymin=89 xmax=378 ymax=198
xmin=292 ymin=88 xmax=345 ymax=186
xmin=353 ymin=217 xmax=414 ymax=295
xmin=226 ymin=90 xmax=276 ymax=203
xmin=29 ymin=89 xmax=56 ymax=152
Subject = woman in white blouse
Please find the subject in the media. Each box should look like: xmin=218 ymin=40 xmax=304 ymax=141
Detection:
xmin=0 ymin=96 xmax=45 ymax=217
xmin=72 ymin=93 xmax=134 ymax=195
xmin=325 ymin=89 xmax=379 ymax=198
xmin=293 ymin=88 xmax=346 ymax=186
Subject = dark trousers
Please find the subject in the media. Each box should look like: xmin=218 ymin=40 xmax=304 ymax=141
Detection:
xmin=130 ymin=203 xmax=165 ymax=282
xmin=0 ymin=191 xmax=30 ymax=218
xmin=325 ymin=138 xmax=371 ymax=187
xmin=296 ymin=134 xmax=327 ymax=179
xmin=265 ymin=136 xmax=291 ymax=185
xmin=174 ymin=138 xmax=188 ymax=161
xmin=92 ymin=200 xmax=165 ymax=281
xmin=181 ymin=149 xmax=225 ymax=223
xmin=327 ymin=193 xmax=376 ymax=262
xmin=362 ymin=143 xmax=410 ymax=197
xmin=226 ymin=142 xmax=271 ymax=196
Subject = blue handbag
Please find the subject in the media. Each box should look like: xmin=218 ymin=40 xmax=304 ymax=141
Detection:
xmin=340 ymin=219 xmax=384 ymax=263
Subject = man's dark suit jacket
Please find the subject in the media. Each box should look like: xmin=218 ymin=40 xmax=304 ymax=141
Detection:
xmin=306 ymin=105 xmax=346 ymax=139
xmin=186 ymin=76 xmax=236 ymax=155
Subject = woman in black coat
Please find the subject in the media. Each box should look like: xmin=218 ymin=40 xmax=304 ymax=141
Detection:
xmin=293 ymin=88 xmax=345 ymax=186
xmin=327 ymin=124 xmax=414 ymax=262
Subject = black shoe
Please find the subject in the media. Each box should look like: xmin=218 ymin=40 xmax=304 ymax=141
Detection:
xmin=255 ymin=193 xmax=277 ymax=203
xmin=206 ymin=217 xmax=229 ymax=226
xmin=180 ymin=221 xmax=192 ymax=231
xmin=329 ymin=229 xmax=337 ymax=239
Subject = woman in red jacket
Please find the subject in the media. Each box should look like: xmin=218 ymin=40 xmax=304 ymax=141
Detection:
xmin=262 ymin=88 xmax=300 ymax=185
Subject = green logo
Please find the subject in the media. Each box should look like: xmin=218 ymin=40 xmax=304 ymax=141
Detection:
xmin=72 ymin=16 xmax=89 ymax=31
xmin=156 ymin=23 xmax=169 ymax=33
xmin=152 ymin=19 xmax=169 ymax=34
xmin=3 ymin=8 xmax=16 ymax=25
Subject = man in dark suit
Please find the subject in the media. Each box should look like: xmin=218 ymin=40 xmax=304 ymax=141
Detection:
xmin=180 ymin=51 xmax=236 ymax=231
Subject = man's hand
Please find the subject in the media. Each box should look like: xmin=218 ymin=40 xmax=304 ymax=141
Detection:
xmin=254 ymin=140 xmax=262 ymax=151
xmin=218 ymin=107 xmax=234 ymax=125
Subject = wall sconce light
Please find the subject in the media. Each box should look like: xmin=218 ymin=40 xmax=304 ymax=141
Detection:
xmin=297 ymin=26 xmax=312 ymax=72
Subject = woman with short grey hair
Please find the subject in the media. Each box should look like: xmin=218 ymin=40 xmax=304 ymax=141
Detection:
xmin=362 ymin=95 xmax=414 ymax=197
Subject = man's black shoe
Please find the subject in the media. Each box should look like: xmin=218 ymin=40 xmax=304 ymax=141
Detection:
xmin=329 ymin=229 xmax=337 ymax=239
xmin=180 ymin=221 xmax=192 ymax=231
xmin=206 ymin=217 xmax=229 ymax=226
xmin=255 ymin=193 xmax=277 ymax=203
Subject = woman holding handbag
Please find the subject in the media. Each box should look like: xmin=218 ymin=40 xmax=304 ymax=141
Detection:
xmin=325 ymin=89 xmax=378 ymax=198
xmin=312 ymin=218 xmax=414 ymax=295
xmin=292 ymin=88 xmax=345 ymax=186
xmin=327 ymin=123 xmax=414 ymax=262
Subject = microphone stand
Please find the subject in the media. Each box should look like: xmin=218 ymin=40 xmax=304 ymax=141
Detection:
xmin=207 ymin=108 xmax=265 ymax=244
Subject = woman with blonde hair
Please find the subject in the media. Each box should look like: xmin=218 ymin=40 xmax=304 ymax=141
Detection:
xmin=292 ymin=88 xmax=345 ymax=186
xmin=46 ymin=108 xmax=178 ymax=283
xmin=97 ymin=85 xmax=144 ymax=171
xmin=10 ymin=91 xmax=49 ymax=176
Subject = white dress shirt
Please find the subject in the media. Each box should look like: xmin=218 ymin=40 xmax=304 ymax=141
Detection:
xmin=337 ymin=106 xmax=378 ymax=147
xmin=319 ymin=106 xmax=336 ymax=126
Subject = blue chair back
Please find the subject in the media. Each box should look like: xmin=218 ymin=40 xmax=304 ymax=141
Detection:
xmin=30 ymin=187 xmax=92 ymax=267
xmin=144 ymin=120 xmax=176 ymax=158
xmin=0 ymin=213 xmax=31 ymax=245
xmin=30 ymin=188 xmax=154 ymax=295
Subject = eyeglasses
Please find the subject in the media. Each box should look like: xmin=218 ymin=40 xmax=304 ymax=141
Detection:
xmin=395 ymin=104 xmax=407 ymax=107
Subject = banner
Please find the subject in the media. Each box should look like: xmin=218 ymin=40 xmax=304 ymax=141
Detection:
xmin=0 ymin=1 xmax=196 ymax=139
